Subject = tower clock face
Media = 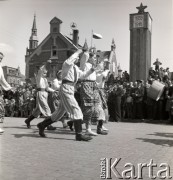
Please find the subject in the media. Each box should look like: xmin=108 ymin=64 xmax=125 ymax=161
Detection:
xmin=133 ymin=15 xmax=144 ymax=28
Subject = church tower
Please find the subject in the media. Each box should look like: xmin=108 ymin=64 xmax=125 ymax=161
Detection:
xmin=129 ymin=3 xmax=152 ymax=82
xmin=26 ymin=14 xmax=38 ymax=55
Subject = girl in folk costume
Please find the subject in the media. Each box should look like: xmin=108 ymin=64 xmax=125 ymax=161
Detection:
xmin=80 ymin=50 xmax=108 ymax=136
xmin=24 ymin=62 xmax=56 ymax=130
xmin=37 ymin=49 xmax=95 ymax=141
xmin=0 ymin=52 xmax=13 ymax=133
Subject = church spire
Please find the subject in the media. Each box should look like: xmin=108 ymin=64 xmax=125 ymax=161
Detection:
xmin=29 ymin=14 xmax=38 ymax=50
xmin=32 ymin=13 xmax=37 ymax=34
xmin=111 ymin=38 xmax=116 ymax=51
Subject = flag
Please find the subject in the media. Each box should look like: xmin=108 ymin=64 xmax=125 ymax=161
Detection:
xmin=93 ymin=32 xmax=103 ymax=39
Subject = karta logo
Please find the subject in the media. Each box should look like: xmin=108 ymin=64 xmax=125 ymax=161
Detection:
xmin=100 ymin=158 xmax=172 ymax=179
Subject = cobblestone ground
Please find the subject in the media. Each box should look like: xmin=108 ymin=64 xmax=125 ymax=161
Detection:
xmin=0 ymin=117 xmax=173 ymax=180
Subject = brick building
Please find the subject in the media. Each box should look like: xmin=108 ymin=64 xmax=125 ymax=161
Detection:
xmin=25 ymin=15 xmax=80 ymax=84
xmin=25 ymin=15 xmax=118 ymax=84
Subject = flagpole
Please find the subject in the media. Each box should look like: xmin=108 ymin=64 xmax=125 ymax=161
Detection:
xmin=91 ymin=29 xmax=93 ymax=49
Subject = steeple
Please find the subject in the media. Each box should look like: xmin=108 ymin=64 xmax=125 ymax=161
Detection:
xmin=82 ymin=39 xmax=89 ymax=52
xmin=32 ymin=14 xmax=37 ymax=33
xmin=29 ymin=14 xmax=38 ymax=50
xmin=111 ymin=38 xmax=116 ymax=51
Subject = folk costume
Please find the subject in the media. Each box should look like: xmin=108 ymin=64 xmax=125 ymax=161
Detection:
xmin=96 ymin=63 xmax=109 ymax=130
xmin=80 ymin=52 xmax=108 ymax=136
xmin=24 ymin=65 xmax=55 ymax=129
xmin=37 ymin=50 xmax=94 ymax=141
xmin=48 ymin=71 xmax=68 ymax=128
xmin=0 ymin=64 xmax=12 ymax=133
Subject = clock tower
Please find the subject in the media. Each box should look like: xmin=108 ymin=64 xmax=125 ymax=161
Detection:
xmin=129 ymin=3 xmax=152 ymax=82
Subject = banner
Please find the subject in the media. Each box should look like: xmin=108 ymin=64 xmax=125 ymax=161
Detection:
xmin=93 ymin=33 xmax=103 ymax=39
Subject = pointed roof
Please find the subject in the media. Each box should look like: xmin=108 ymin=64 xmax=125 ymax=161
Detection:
xmin=82 ymin=39 xmax=89 ymax=51
xmin=32 ymin=14 xmax=37 ymax=30
xmin=30 ymin=14 xmax=38 ymax=41
xmin=50 ymin=17 xmax=63 ymax=24
xmin=111 ymin=38 xmax=116 ymax=48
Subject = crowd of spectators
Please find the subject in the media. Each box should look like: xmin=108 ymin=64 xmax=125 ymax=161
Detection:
xmin=106 ymin=63 xmax=173 ymax=123
xmin=1 ymin=61 xmax=173 ymax=125
xmin=1 ymin=85 xmax=37 ymax=118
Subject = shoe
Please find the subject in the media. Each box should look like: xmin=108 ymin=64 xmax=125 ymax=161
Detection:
xmin=0 ymin=128 xmax=4 ymax=133
xmin=102 ymin=125 xmax=109 ymax=131
xmin=24 ymin=115 xmax=35 ymax=128
xmin=47 ymin=125 xmax=56 ymax=130
xmin=86 ymin=129 xmax=98 ymax=136
xmin=97 ymin=128 xmax=108 ymax=135
xmin=25 ymin=119 xmax=31 ymax=128
xmin=74 ymin=120 xmax=92 ymax=141
xmin=76 ymin=133 xmax=93 ymax=141
xmin=67 ymin=121 xmax=74 ymax=131
xmin=37 ymin=117 xmax=53 ymax=137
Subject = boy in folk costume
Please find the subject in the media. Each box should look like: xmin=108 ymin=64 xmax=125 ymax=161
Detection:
xmin=80 ymin=48 xmax=108 ymax=136
xmin=24 ymin=62 xmax=56 ymax=130
xmin=48 ymin=70 xmax=68 ymax=128
xmin=37 ymin=49 xmax=95 ymax=141
xmin=0 ymin=52 xmax=13 ymax=133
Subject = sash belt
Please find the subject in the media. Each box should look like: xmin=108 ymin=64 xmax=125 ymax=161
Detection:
xmin=37 ymin=88 xmax=46 ymax=91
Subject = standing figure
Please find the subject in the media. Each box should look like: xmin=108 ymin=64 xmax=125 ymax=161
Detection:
xmin=80 ymin=51 xmax=108 ymax=136
xmin=37 ymin=49 xmax=95 ymax=141
xmin=0 ymin=52 xmax=13 ymax=133
xmin=24 ymin=62 xmax=56 ymax=130
xmin=48 ymin=70 xmax=68 ymax=128
xmin=96 ymin=61 xmax=109 ymax=127
xmin=153 ymin=58 xmax=162 ymax=72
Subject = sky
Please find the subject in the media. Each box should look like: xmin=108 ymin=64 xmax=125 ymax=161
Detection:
xmin=0 ymin=0 xmax=172 ymax=75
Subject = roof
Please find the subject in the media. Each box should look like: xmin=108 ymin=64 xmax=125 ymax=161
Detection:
xmin=64 ymin=35 xmax=82 ymax=48
xmin=97 ymin=51 xmax=111 ymax=60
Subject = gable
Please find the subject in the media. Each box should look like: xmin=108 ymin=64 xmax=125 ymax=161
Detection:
xmin=50 ymin=17 xmax=62 ymax=24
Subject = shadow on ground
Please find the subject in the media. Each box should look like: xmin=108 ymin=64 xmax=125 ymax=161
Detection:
xmin=147 ymin=132 xmax=173 ymax=138
xmin=136 ymin=138 xmax=173 ymax=147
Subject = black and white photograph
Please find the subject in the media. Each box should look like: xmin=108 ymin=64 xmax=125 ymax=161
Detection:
xmin=0 ymin=0 xmax=173 ymax=179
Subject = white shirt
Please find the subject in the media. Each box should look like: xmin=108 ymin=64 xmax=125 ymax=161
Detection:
xmin=80 ymin=52 xmax=96 ymax=81
xmin=62 ymin=52 xmax=94 ymax=82
xmin=0 ymin=65 xmax=11 ymax=91
xmin=51 ymin=79 xmax=61 ymax=90
xmin=35 ymin=65 xmax=54 ymax=92
xmin=96 ymin=70 xmax=109 ymax=88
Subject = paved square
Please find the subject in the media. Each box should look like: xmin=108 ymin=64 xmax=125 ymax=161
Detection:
xmin=0 ymin=118 xmax=173 ymax=180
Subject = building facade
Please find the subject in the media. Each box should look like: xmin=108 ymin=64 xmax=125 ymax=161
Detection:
xmin=96 ymin=38 xmax=118 ymax=77
xmin=25 ymin=15 xmax=80 ymax=84
xmin=2 ymin=66 xmax=24 ymax=87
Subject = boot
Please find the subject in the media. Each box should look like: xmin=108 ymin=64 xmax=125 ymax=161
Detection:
xmin=97 ymin=120 xmax=108 ymax=135
xmin=24 ymin=115 xmax=35 ymax=128
xmin=74 ymin=120 xmax=92 ymax=141
xmin=37 ymin=117 xmax=53 ymax=137
xmin=67 ymin=120 xmax=74 ymax=131
xmin=47 ymin=125 xmax=56 ymax=130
